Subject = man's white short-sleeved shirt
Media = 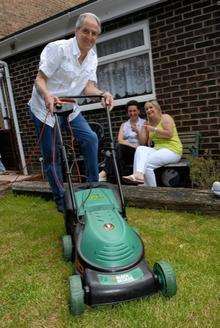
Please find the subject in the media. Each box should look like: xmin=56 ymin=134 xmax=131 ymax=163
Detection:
xmin=29 ymin=37 xmax=98 ymax=127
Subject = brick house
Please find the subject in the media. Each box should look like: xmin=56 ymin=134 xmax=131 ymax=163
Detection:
xmin=0 ymin=0 xmax=87 ymax=171
xmin=0 ymin=0 xmax=87 ymax=39
xmin=0 ymin=0 xmax=219 ymax=174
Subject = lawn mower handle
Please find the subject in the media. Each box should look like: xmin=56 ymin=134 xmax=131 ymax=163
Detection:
xmin=54 ymin=95 xmax=126 ymax=217
xmin=54 ymin=112 xmax=79 ymax=223
xmin=105 ymin=106 xmax=126 ymax=217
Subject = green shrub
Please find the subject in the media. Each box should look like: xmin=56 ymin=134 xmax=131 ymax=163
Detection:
xmin=188 ymin=155 xmax=220 ymax=189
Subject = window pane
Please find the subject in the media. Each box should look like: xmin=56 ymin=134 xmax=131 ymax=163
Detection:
xmin=96 ymin=30 xmax=144 ymax=57
xmin=97 ymin=53 xmax=152 ymax=99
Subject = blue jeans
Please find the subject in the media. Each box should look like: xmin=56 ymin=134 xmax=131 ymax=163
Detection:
xmin=30 ymin=111 xmax=98 ymax=202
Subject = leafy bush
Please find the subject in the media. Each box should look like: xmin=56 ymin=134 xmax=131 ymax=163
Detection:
xmin=188 ymin=155 xmax=220 ymax=189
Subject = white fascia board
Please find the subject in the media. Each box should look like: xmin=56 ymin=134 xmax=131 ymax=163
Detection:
xmin=80 ymin=93 xmax=157 ymax=112
xmin=0 ymin=0 xmax=164 ymax=60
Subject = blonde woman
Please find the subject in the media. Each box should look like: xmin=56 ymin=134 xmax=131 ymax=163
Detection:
xmin=123 ymin=100 xmax=182 ymax=187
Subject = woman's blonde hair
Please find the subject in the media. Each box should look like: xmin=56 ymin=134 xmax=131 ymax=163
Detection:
xmin=144 ymin=100 xmax=162 ymax=113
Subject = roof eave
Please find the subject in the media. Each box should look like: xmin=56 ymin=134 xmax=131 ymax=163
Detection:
xmin=0 ymin=0 xmax=165 ymax=60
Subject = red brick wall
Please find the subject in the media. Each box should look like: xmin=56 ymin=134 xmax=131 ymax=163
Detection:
xmin=5 ymin=0 xmax=220 ymax=173
xmin=149 ymin=0 xmax=219 ymax=158
xmin=0 ymin=0 xmax=87 ymax=39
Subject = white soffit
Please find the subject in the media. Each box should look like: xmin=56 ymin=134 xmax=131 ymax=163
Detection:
xmin=0 ymin=0 xmax=165 ymax=59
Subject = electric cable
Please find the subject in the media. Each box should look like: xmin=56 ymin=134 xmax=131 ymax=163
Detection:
xmin=51 ymin=121 xmax=65 ymax=193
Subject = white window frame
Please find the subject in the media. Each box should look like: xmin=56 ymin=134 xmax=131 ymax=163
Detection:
xmin=81 ymin=20 xmax=155 ymax=111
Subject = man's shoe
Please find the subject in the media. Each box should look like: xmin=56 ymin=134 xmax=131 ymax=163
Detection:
xmin=57 ymin=203 xmax=65 ymax=213
xmin=55 ymin=198 xmax=66 ymax=213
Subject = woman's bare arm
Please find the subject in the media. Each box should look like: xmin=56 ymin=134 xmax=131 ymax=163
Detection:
xmin=146 ymin=114 xmax=174 ymax=139
xmin=117 ymin=124 xmax=136 ymax=147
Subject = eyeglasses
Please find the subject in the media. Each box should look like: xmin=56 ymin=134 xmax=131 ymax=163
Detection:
xmin=80 ymin=27 xmax=100 ymax=38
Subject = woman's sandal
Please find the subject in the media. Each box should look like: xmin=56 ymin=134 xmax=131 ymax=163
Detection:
xmin=122 ymin=174 xmax=144 ymax=185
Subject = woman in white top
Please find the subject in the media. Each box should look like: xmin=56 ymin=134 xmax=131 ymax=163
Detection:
xmin=99 ymin=100 xmax=147 ymax=181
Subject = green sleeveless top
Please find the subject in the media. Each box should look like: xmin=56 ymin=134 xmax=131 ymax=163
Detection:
xmin=149 ymin=119 xmax=183 ymax=155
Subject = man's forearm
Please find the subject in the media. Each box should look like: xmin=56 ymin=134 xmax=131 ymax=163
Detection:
xmin=84 ymin=81 xmax=103 ymax=96
xmin=35 ymin=71 xmax=59 ymax=113
xmin=84 ymin=80 xmax=114 ymax=109
xmin=35 ymin=71 xmax=50 ymax=99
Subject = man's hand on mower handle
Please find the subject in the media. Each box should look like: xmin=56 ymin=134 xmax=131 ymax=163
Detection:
xmin=44 ymin=93 xmax=61 ymax=114
xmin=101 ymin=91 xmax=114 ymax=111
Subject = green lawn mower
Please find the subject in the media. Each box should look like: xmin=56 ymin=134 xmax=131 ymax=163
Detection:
xmin=54 ymin=96 xmax=177 ymax=315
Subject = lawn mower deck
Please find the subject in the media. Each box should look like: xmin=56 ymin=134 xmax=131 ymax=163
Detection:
xmin=63 ymin=183 xmax=177 ymax=315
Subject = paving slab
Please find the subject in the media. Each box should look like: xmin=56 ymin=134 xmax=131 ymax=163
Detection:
xmin=0 ymin=172 xmax=38 ymax=183
xmin=0 ymin=172 xmax=42 ymax=197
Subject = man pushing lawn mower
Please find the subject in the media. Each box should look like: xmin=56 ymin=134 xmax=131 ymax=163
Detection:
xmin=28 ymin=12 xmax=113 ymax=213
xmin=28 ymin=11 xmax=177 ymax=315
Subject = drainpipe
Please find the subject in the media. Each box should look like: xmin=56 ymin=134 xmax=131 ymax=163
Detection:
xmin=0 ymin=60 xmax=28 ymax=175
xmin=0 ymin=86 xmax=10 ymax=129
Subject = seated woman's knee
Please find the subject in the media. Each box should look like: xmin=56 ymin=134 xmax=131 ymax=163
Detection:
xmin=144 ymin=154 xmax=162 ymax=170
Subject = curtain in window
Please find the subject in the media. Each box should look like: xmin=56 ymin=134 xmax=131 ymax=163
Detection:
xmin=96 ymin=30 xmax=144 ymax=57
xmin=97 ymin=54 xmax=152 ymax=99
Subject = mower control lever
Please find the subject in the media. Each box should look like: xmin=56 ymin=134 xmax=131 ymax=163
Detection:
xmin=53 ymin=95 xmax=104 ymax=116
xmin=53 ymin=103 xmax=74 ymax=116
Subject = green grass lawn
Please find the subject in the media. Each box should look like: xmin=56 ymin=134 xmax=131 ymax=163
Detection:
xmin=0 ymin=193 xmax=219 ymax=328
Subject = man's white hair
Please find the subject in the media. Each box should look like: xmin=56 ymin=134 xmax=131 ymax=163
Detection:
xmin=75 ymin=13 xmax=101 ymax=33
